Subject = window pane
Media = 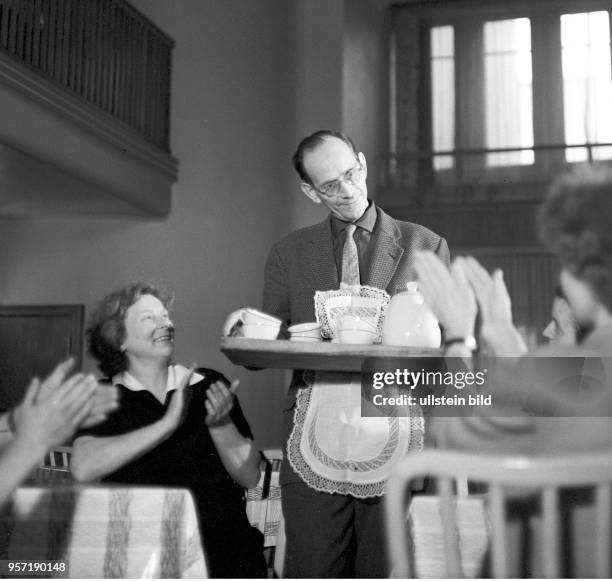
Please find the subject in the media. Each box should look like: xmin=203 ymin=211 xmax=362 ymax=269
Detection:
xmin=562 ymin=11 xmax=612 ymax=162
xmin=431 ymin=26 xmax=454 ymax=170
xmin=484 ymin=18 xmax=534 ymax=166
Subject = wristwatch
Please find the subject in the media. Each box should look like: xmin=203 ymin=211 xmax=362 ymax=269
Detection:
xmin=443 ymin=335 xmax=477 ymax=351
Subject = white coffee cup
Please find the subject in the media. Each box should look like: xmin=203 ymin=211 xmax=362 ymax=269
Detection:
xmin=337 ymin=328 xmax=376 ymax=345
xmin=241 ymin=322 xmax=280 ymax=340
xmin=222 ymin=308 xmax=282 ymax=337
xmin=338 ymin=314 xmax=377 ymax=332
xmin=243 ymin=308 xmax=282 ymax=326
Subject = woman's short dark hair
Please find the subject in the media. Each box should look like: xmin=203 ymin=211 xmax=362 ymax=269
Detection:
xmin=292 ymin=130 xmax=357 ymax=184
xmin=87 ymin=282 xmax=172 ymax=378
xmin=539 ymin=164 xmax=612 ymax=311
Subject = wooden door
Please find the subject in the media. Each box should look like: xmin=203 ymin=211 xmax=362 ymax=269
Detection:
xmin=0 ymin=305 xmax=84 ymax=412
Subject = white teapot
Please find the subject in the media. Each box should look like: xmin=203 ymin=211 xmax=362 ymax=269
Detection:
xmin=381 ymin=282 xmax=441 ymax=348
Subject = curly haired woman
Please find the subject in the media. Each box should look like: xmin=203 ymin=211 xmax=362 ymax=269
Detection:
xmin=71 ymin=282 xmax=266 ymax=578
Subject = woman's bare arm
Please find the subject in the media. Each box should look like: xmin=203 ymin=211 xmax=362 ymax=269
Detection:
xmin=205 ymin=380 xmax=261 ymax=489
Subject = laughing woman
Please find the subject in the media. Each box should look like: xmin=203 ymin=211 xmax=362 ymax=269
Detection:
xmin=71 ymin=282 xmax=266 ymax=578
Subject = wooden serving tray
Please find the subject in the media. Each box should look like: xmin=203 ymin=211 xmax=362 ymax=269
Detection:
xmin=220 ymin=337 xmax=442 ymax=372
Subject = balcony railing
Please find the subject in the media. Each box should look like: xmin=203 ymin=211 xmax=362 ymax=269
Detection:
xmin=380 ymin=143 xmax=612 ymax=206
xmin=0 ymin=0 xmax=173 ymax=151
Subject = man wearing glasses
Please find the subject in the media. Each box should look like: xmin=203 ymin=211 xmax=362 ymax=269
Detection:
xmin=263 ymin=130 xmax=449 ymax=577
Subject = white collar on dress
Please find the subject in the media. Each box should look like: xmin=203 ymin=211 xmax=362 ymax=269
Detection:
xmin=112 ymin=364 xmax=204 ymax=393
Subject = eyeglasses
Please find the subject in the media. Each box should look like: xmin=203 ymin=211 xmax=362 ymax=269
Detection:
xmin=310 ymin=160 xmax=365 ymax=197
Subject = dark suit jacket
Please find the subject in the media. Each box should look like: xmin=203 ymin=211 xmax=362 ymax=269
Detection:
xmin=263 ymin=204 xmax=450 ymax=326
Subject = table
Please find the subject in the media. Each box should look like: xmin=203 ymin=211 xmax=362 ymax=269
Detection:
xmin=0 ymin=485 xmax=208 ymax=578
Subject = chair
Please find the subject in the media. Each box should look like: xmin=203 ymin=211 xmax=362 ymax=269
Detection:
xmin=263 ymin=449 xmax=286 ymax=578
xmin=245 ymin=448 xmax=286 ymax=578
xmin=26 ymin=446 xmax=73 ymax=484
xmin=385 ymin=449 xmax=612 ymax=578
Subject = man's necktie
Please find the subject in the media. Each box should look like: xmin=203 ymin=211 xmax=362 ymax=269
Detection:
xmin=341 ymin=224 xmax=360 ymax=286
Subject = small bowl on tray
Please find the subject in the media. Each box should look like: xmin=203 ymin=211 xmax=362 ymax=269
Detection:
xmin=288 ymin=322 xmax=322 ymax=342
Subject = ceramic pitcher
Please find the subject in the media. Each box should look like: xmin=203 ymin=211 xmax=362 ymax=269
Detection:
xmin=381 ymin=281 xmax=441 ymax=347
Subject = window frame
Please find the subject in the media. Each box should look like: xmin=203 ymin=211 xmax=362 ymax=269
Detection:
xmin=389 ymin=0 xmax=612 ymax=196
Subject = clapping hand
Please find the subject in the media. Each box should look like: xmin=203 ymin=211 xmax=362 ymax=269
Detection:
xmin=11 ymin=358 xmax=120 ymax=431
xmin=458 ymin=257 xmax=513 ymax=325
xmin=205 ymin=379 xmax=238 ymax=428
xmin=459 ymin=257 xmax=527 ymax=356
xmin=80 ymin=383 xmax=119 ymax=428
xmin=163 ymin=365 xmax=196 ymax=433
xmin=15 ymin=359 xmax=98 ymax=450
xmin=414 ymin=251 xmax=477 ymax=338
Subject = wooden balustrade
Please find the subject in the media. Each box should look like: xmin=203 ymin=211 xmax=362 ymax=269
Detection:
xmin=0 ymin=0 xmax=172 ymax=151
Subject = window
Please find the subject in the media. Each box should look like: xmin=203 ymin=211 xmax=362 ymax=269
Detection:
xmin=483 ymin=18 xmax=533 ymax=167
xmin=390 ymin=0 xmax=612 ymax=196
xmin=431 ymin=26 xmax=455 ymax=170
xmin=561 ymin=11 xmax=612 ymax=162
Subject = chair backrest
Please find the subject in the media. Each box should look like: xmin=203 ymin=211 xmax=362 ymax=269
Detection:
xmin=43 ymin=446 xmax=72 ymax=470
xmin=262 ymin=448 xmax=286 ymax=579
xmin=27 ymin=446 xmax=73 ymax=484
xmin=245 ymin=448 xmax=286 ymax=578
xmin=385 ymin=449 xmax=612 ymax=578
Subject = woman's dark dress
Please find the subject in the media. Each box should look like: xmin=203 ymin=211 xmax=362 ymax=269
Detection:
xmin=83 ymin=367 xmax=266 ymax=578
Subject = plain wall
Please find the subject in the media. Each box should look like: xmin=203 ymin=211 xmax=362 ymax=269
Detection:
xmin=344 ymin=0 xmax=389 ymax=193
xmin=0 ymin=0 xmax=388 ymax=447
xmin=287 ymin=0 xmax=388 ymax=231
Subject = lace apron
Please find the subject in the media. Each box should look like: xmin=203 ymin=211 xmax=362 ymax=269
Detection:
xmin=287 ymin=370 xmax=424 ymax=498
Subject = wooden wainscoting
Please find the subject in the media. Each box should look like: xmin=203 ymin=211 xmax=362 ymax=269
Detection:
xmin=0 ymin=304 xmax=83 ymax=412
